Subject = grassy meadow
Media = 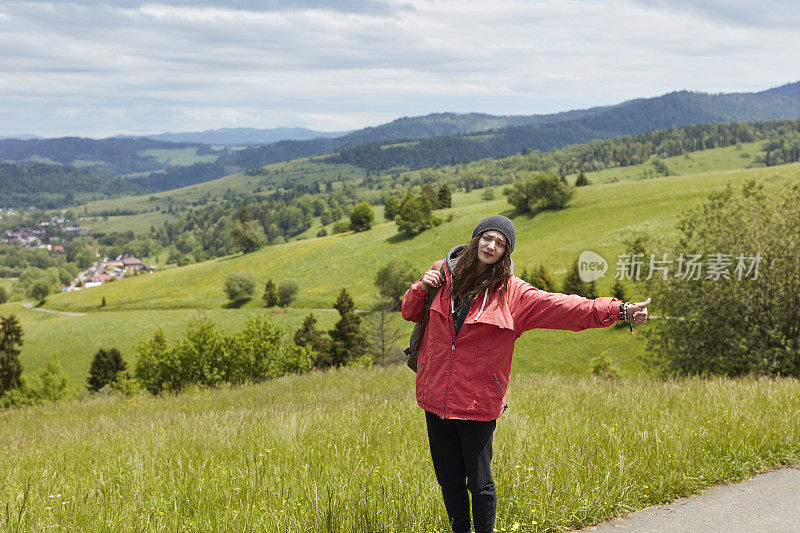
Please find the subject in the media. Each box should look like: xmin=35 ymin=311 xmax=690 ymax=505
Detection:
xmin=1 ymin=367 xmax=799 ymax=532
xmin=49 ymin=162 xmax=800 ymax=313
xmin=6 ymin=159 xmax=796 ymax=390
xmin=2 ymin=144 xmax=800 ymax=532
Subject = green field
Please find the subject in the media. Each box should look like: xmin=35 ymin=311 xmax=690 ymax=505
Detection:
xmin=6 ymin=160 xmax=796 ymax=391
xmin=80 ymin=159 xmax=367 ymax=219
xmin=1 ymin=367 xmax=798 ymax=532
xmin=50 ymin=162 xmax=800 ymax=314
xmin=140 ymin=147 xmax=218 ymax=167
xmin=2 ymin=140 xmax=800 ymax=532
xmin=568 ymin=141 xmax=764 ymax=184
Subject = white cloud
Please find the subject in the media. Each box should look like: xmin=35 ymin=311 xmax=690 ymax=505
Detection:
xmin=0 ymin=0 xmax=797 ymax=137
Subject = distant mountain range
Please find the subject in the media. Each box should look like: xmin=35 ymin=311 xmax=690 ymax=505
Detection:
xmin=0 ymin=81 xmax=797 ymax=185
xmin=224 ymin=82 xmax=800 ymax=170
xmin=130 ymin=127 xmax=350 ymax=146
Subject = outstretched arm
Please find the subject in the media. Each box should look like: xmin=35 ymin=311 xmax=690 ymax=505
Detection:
xmin=512 ymin=282 xmax=622 ymax=333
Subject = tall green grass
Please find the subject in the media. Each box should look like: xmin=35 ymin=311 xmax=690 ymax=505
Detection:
xmin=1 ymin=367 xmax=798 ymax=532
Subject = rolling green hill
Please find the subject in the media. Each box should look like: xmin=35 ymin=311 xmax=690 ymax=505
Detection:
xmin=52 ymin=162 xmax=800 ymax=314
xmin=6 ymin=160 xmax=795 ymax=390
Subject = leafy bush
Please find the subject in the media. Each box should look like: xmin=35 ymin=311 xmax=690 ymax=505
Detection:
xmin=375 ymin=260 xmax=418 ymax=311
xmin=589 ymin=352 xmax=619 ymax=378
xmin=383 ymin=196 xmax=401 ymax=221
xmin=644 ymin=180 xmax=800 ymax=377
xmin=135 ymin=317 xmax=313 ymax=394
xmin=503 ymin=171 xmax=574 ymax=214
xmin=395 ymin=193 xmax=441 ymax=235
xmin=29 ymin=279 xmax=52 ymax=303
xmin=278 ymin=282 xmax=298 ymax=307
xmin=224 ymin=271 xmax=256 ymax=301
xmin=331 ymin=220 xmax=350 ymax=234
xmin=349 ymin=202 xmax=374 ymax=232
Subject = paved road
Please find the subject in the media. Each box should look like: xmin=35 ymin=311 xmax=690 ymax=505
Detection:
xmin=577 ymin=465 xmax=800 ymax=533
xmin=22 ymin=302 xmax=87 ymax=317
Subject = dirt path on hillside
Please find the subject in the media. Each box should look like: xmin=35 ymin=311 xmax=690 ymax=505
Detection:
xmin=22 ymin=303 xmax=87 ymax=317
xmin=575 ymin=465 xmax=800 ymax=532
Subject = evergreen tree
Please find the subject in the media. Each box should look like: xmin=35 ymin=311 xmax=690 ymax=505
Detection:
xmin=585 ymin=280 xmax=599 ymax=299
xmin=329 ymin=289 xmax=365 ymax=367
xmin=575 ymin=172 xmax=590 ymax=186
xmin=420 ymin=183 xmax=440 ymax=209
xmin=562 ymin=260 xmax=587 ymax=297
xmin=0 ymin=314 xmax=23 ymax=395
xmin=611 ymin=279 xmax=627 ymax=302
xmin=263 ymin=279 xmax=278 ymax=307
xmin=0 ymin=287 xmax=7 ymax=305
xmin=437 ymin=183 xmax=452 ymax=208
xmin=529 ymin=264 xmax=555 ymax=292
xmin=87 ymin=348 xmax=127 ymax=391
xmin=294 ymin=313 xmax=331 ymax=367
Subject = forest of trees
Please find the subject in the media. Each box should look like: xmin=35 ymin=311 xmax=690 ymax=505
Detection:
xmin=0 ymin=162 xmax=145 ymax=207
xmin=326 ymin=119 xmax=800 ymax=173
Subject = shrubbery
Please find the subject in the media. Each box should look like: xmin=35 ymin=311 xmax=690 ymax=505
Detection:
xmin=504 ymin=171 xmax=574 ymax=215
xmin=395 ymin=193 xmax=441 ymax=235
xmin=644 ymin=180 xmax=800 ymax=377
xmin=135 ymin=316 xmax=314 ymax=394
xmin=224 ymin=271 xmax=256 ymax=301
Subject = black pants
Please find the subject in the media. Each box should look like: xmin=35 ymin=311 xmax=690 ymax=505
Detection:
xmin=425 ymin=411 xmax=497 ymax=533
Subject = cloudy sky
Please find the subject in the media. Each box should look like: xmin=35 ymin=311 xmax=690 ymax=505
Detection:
xmin=0 ymin=0 xmax=798 ymax=138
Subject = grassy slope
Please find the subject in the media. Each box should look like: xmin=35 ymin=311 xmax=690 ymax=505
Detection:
xmin=81 ymin=159 xmax=366 ymax=216
xmin=77 ymin=140 xmax=764 ymax=234
xmin=6 ymin=161 xmax=797 ymax=388
xmin=1 ymin=367 xmax=798 ymax=532
xmin=50 ymin=162 xmax=800 ymax=312
xmin=566 ymin=141 xmax=763 ymax=184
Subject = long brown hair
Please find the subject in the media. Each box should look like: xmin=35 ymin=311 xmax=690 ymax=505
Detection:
xmin=448 ymin=234 xmax=512 ymax=305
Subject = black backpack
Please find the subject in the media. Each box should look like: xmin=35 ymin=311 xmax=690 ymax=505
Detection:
xmin=403 ymin=261 xmax=445 ymax=373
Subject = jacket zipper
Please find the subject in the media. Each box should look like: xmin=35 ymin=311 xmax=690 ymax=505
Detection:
xmin=493 ymin=372 xmax=509 ymax=412
xmin=441 ymin=263 xmax=457 ymax=419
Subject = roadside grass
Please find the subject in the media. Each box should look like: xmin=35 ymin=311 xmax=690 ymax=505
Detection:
xmin=46 ymin=162 xmax=800 ymax=313
xmin=1 ymin=366 xmax=798 ymax=532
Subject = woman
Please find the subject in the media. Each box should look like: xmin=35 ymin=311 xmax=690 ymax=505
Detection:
xmin=401 ymin=215 xmax=650 ymax=533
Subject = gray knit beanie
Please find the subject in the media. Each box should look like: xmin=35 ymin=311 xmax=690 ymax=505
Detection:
xmin=472 ymin=215 xmax=516 ymax=254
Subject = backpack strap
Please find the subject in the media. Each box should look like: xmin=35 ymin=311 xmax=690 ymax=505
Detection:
xmin=404 ymin=260 xmax=446 ymax=363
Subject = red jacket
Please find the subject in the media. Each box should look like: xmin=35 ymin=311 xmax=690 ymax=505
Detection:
xmin=402 ymin=256 xmax=622 ymax=421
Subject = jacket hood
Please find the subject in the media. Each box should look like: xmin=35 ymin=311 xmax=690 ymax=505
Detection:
xmin=444 ymin=244 xmax=514 ymax=277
